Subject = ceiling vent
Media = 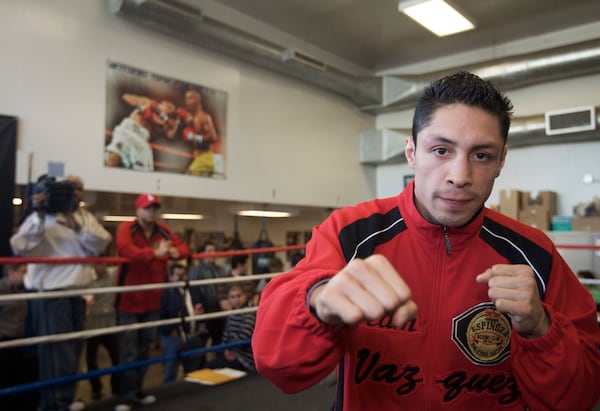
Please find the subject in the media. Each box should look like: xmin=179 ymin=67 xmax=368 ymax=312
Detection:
xmin=360 ymin=129 xmax=407 ymax=165
xmin=545 ymin=106 xmax=596 ymax=135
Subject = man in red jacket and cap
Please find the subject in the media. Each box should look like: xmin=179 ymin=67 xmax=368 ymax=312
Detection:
xmin=114 ymin=193 xmax=190 ymax=411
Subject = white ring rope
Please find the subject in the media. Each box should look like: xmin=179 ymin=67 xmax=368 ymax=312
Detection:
xmin=0 ymin=272 xmax=278 ymax=349
xmin=0 ymin=306 xmax=258 ymax=350
xmin=0 ymin=272 xmax=278 ymax=302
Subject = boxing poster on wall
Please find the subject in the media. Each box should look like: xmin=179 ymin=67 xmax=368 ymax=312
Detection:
xmin=104 ymin=61 xmax=228 ymax=178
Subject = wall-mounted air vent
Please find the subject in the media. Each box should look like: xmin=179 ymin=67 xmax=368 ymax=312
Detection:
xmin=545 ymin=106 xmax=596 ymax=136
xmin=281 ymin=49 xmax=327 ymax=71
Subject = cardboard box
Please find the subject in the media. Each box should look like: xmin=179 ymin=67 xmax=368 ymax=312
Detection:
xmin=499 ymin=190 xmax=522 ymax=219
xmin=520 ymin=191 xmax=557 ymax=216
xmin=571 ymin=216 xmax=600 ymax=232
xmin=518 ymin=207 xmax=550 ymax=230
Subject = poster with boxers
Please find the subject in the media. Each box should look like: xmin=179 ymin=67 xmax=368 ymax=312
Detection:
xmin=104 ymin=61 xmax=228 ymax=178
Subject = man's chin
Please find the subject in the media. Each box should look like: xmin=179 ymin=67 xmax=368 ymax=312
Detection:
xmin=432 ymin=212 xmax=472 ymax=228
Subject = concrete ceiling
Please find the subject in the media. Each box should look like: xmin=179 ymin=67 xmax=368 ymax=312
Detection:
xmin=201 ymin=0 xmax=600 ymax=72
xmin=113 ymin=0 xmax=600 ymax=111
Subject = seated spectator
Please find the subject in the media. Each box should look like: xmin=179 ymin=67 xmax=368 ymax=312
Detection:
xmin=217 ymin=254 xmax=258 ymax=309
xmin=206 ymin=285 xmax=255 ymax=372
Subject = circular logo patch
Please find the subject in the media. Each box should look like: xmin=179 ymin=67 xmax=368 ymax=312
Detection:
xmin=452 ymin=302 xmax=511 ymax=366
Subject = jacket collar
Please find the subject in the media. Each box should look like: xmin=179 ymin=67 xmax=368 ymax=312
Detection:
xmin=399 ymin=180 xmax=485 ymax=249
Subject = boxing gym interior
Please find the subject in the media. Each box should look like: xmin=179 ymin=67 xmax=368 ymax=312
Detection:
xmin=1 ymin=1 xmax=600 ymax=410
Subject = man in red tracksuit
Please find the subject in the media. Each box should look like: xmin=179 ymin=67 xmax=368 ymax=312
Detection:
xmin=252 ymin=71 xmax=600 ymax=410
xmin=114 ymin=193 xmax=190 ymax=411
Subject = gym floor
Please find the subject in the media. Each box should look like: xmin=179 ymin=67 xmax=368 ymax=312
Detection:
xmin=76 ymin=344 xmax=336 ymax=411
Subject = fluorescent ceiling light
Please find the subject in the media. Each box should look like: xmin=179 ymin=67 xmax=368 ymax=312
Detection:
xmin=237 ymin=210 xmax=292 ymax=218
xmin=103 ymin=215 xmax=136 ymax=222
xmin=161 ymin=213 xmax=204 ymax=220
xmin=104 ymin=214 xmax=204 ymax=221
xmin=398 ymin=0 xmax=475 ymax=37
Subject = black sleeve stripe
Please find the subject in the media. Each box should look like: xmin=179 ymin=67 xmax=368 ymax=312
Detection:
xmin=157 ymin=226 xmax=171 ymax=240
xmin=480 ymin=217 xmax=552 ymax=300
xmin=339 ymin=207 xmax=407 ymax=262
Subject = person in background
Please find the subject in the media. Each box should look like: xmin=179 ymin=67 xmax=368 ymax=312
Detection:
xmin=159 ymin=263 xmax=204 ymax=383
xmin=252 ymin=71 xmax=600 ymax=410
xmin=217 ymin=254 xmax=258 ymax=309
xmin=84 ymin=260 xmax=119 ymax=401
xmin=188 ymin=241 xmax=226 ymax=352
xmin=289 ymin=252 xmax=304 ymax=268
xmin=0 ymin=263 xmax=30 ymax=410
xmin=113 ymin=193 xmax=190 ymax=411
xmin=256 ymin=256 xmax=284 ymax=296
xmin=206 ymin=285 xmax=256 ymax=372
xmin=10 ymin=175 xmax=112 ymax=411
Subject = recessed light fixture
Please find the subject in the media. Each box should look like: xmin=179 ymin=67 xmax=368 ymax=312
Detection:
xmin=103 ymin=214 xmax=204 ymax=221
xmin=237 ymin=210 xmax=292 ymax=218
xmin=398 ymin=0 xmax=475 ymax=37
xmin=160 ymin=213 xmax=204 ymax=220
xmin=103 ymin=215 xmax=136 ymax=222
xmin=12 ymin=197 xmax=23 ymax=206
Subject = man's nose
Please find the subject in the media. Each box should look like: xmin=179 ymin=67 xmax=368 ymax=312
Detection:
xmin=447 ymin=155 xmax=472 ymax=187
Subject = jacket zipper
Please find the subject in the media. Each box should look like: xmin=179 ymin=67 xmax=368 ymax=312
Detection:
xmin=443 ymin=226 xmax=452 ymax=254
xmin=425 ymin=227 xmax=450 ymax=410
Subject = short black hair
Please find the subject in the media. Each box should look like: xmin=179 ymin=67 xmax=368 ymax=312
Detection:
xmin=169 ymin=263 xmax=186 ymax=276
xmin=412 ymin=71 xmax=513 ymax=146
xmin=230 ymin=254 xmax=248 ymax=269
xmin=197 ymin=241 xmax=216 ymax=253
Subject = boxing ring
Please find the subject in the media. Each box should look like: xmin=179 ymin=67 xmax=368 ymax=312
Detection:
xmin=0 ymin=242 xmax=599 ymax=410
xmin=0 ymin=244 xmax=335 ymax=410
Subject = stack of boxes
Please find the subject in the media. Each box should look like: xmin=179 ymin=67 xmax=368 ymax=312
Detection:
xmin=499 ymin=190 xmax=557 ymax=230
xmin=519 ymin=191 xmax=557 ymax=230
xmin=499 ymin=190 xmax=521 ymax=220
xmin=500 ymin=190 xmax=600 ymax=232
xmin=572 ymin=216 xmax=600 ymax=231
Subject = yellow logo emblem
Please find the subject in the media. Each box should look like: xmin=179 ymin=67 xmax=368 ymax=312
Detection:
xmin=452 ymin=303 xmax=511 ymax=365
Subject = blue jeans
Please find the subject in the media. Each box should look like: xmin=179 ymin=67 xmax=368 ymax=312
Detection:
xmin=116 ymin=310 xmax=159 ymax=403
xmin=160 ymin=334 xmax=182 ymax=383
xmin=32 ymin=296 xmax=85 ymax=411
xmin=160 ymin=333 xmax=207 ymax=383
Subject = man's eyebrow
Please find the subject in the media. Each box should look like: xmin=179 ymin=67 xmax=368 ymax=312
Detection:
xmin=428 ymin=136 xmax=501 ymax=150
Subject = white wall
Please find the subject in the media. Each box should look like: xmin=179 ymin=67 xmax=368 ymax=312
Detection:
xmin=375 ymin=73 xmax=600 ymax=216
xmin=2 ymin=1 xmax=598 ymax=220
xmin=0 ymin=0 xmax=375 ymax=210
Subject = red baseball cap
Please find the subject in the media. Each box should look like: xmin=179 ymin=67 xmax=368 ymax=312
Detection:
xmin=135 ymin=193 xmax=161 ymax=209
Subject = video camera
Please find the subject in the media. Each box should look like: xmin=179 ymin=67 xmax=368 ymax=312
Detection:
xmin=32 ymin=175 xmax=76 ymax=214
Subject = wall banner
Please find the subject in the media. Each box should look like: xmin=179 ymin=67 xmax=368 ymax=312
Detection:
xmin=104 ymin=61 xmax=228 ymax=178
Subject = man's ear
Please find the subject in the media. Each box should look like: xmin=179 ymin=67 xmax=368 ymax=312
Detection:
xmin=405 ymin=137 xmax=416 ymax=169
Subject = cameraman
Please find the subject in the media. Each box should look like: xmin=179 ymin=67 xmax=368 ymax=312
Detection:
xmin=10 ymin=175 xmax=112 ymax=411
